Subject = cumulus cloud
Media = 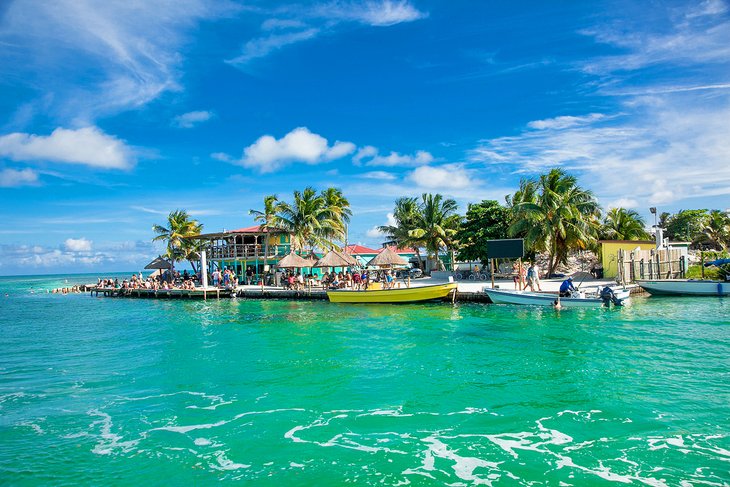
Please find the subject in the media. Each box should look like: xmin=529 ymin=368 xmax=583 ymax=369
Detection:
xmin=365 ymin=212 xmax=397 ymax=238
xmin=0 ymin=168 xmax=39 ymax=187
xmin=173 ymin=110 xmax=214 ymax=128
xmin=0 ymin=127 xmax=134 ymax=169
xmin=220 ymin=127 xmax=356 ymax=173
xmin=65 ymin=238 xmax=92 ymax=252
xmin=408 ymin=164 xmax=474 ymax=190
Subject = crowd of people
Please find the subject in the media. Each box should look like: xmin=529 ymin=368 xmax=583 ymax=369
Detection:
xmin=512 ymin=261 xmax=542 ymax=291
xmin=98 ymin=269 xmax=199 ymax=291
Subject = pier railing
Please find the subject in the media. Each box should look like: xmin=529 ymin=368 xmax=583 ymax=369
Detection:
xmin=208 ymin=244 xmax=290 ymax=261
xmin=618 ymin=248 xmax=686 ymax=284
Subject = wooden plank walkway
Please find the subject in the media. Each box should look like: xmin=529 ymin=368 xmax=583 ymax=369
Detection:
xmin=90 ymin=287 xmax=233 ymax=299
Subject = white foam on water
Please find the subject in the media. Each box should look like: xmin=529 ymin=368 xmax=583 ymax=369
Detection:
xmin=88 ymin=409 xmax=141 ymax=456
xmin=415 ymin=435 xmax=502 ymax=486
xmin=290 ymin=462 xmax=304 ymax=468
xmin=212 ymin=451 xmax=250 ymax=471
xmin=194 ymin=437 xmax=212 ymax=446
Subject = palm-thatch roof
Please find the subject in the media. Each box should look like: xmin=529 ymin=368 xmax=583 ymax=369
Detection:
xmin=276 ymin=251 xmax=311 ymax=268
xmin=314 ymin=250 xmax=352 ymax=268
xmin=144 ymin=256 xmax=173 ymax=270
xmin=337 ymin=249 xmax=360 ymax=266
xmin=366 ymin=247 xmax=408 ymax=267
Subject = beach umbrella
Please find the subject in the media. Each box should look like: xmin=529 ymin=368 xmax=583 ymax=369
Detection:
xmin=366 ymin=247 xmax=407 ymax=267
xmin=314 ymin=250 xmax=353 ymax=268
xmin=336 ymin=249 xmax=360 ymax=266
xmin=276 ymin=251 xmax=311 ymax=268
xmin=144 ymin=256 xmax=173 ymax=270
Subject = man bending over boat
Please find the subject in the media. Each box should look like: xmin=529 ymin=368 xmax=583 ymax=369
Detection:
xmin=559 ymin=276 xmax=576 ymax=297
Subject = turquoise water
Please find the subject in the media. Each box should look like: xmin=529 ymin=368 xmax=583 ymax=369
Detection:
xmin=1 ymin=274 xmax=729 ymax=485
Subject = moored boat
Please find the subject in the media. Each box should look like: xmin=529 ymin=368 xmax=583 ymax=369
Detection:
xmin=636 ymin=279 xmax=729 ymax=296
xmin=327 ymin=282 xmax=458 ymax=303
xmin=484 ymin=287 xmax=629 ymax=307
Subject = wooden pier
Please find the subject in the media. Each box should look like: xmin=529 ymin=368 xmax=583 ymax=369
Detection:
xmin=90 ymin=287 xmax=233 ymax=299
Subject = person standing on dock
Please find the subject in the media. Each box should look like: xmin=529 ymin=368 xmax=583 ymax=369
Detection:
xmin=246 ymin=266 xmax=253 ymax=285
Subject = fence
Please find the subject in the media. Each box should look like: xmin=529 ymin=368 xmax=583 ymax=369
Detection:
xmin=617 ymin=248 xmax=686 ymax=284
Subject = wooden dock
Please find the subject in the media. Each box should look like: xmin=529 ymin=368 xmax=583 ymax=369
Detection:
xmin=91 ymin=287 xmax=233 ymax=299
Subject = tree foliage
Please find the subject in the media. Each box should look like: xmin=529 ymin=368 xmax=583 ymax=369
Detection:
xmin=507 ymin=168 xmax=601 ymax=275
xmin=455 ymin=200 xmax=510 ymax=263
xmin=152 ymin=210 xmax=204 ymax=272
xmin=664 ymin=209 xmax=709 ymax=242
xmin=600 ymin=207 xmax=650 ymax=240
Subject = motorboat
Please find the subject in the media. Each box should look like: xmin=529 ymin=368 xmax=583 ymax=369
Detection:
xmin=636 ymin=279 xmax=729 ymax=296
xmin=484 ymin=287 xmax=629 ymax=307
xmin=327 ymin=282 xmax=457 ymax=303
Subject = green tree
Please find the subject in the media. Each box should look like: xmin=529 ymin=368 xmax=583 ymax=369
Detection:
xmin=152 ymin=210 xmax=204 ymax=272
xmin=455 ymin=200 xmax=510 ymax=263
xmin=664 ymin=209 xmax=709 ymax=242
xmin=249 ymin=194 xmax=282 ymax=260
xmin=378 ymin=197 xmax=425 ymax=267
xmin=508 ymin=168 xmax=601 ymax=276
xmin=694 ymin=209 xmax=730 ymax=250
xmin=409 ymin=193 xmax=461 ymax=271
xmin=273 ymin=187 xmax=351 ymax=252
xmin=600 ymin=208 xmax=650 ymax=240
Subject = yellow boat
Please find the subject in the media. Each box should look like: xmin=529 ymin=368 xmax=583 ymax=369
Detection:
xmin=326 ymin=282 xmax=458 ymax=303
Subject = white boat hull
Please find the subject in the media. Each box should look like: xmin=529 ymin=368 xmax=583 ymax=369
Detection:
xmin=484 ymin=288 xmax=625 ymax=308
xmin=637 ymin=279 xmax=730 ymax=296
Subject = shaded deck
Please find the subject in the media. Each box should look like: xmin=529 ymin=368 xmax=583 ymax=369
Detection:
xmin=91 ymin=287 xmax=233 ymax=299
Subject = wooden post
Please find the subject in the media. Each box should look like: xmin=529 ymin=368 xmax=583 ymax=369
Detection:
xmin=701 ymin=251 xmax=705 ymax=279
xmin=666 ymin=248 xmax=673 ymax=278
xmin=490 ymin=258 xmax=495 ymax=289
xmin=517 ymin=258 xmax=523 ymax=289
xmin=655 ymin=252 xmax=661 ymax=280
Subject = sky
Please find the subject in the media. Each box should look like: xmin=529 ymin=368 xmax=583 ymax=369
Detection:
xmin=1 ymin=0 xmax=729 ymax=275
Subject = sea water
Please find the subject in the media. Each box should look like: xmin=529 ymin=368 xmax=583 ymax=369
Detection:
xmin=1 ymin=274 xmax=728 ymax=485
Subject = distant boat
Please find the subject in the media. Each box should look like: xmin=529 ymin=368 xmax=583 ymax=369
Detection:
xmin=484 ymin=287 xmax=629 ymax=308
xmin=636 ymin=279 xmax=729 ymax=296
xmin=327 ymin=282 xmax=457 ymax=304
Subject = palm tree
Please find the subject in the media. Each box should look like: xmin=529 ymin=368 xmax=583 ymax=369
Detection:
xmin=601 ymin=208 xmax=650 ymax=240
xmin=409 ymin=193 xmax=460 ymax=271
xmin=273 ymin=187 xmax=327 ymax=252
xmin=378 ymin=197 xmax=424 ymax=267
xmin=320 ymin=187 xmax=352 ymax=243
xmin=250 ymin=194 xmax=282 ymax=260
xmin=509 ymin=169 xmax=601 ymax=276
xmin=152 ymin=210 xmax=204 ymax=272
xmin=694 ymin=209 xmax=730 ymax=250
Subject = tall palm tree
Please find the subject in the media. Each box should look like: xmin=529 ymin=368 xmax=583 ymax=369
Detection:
xmin=409 ymin=193 xmax=460 ymax=271
xmin=274 ymin=187 xmax=329 ymax=252
xmin=601 ymin=208 xmax=650 ymax=240
xmin=509 ymin=169 xmax=600 ymax=276
xmin=378 ymin=197 xmax=424 ymax=267
xmin=152 ymin=210 xmax=204 ymax=272
xmin=320 ymin=187 xmax=352 ymax=243
xmin=694 ymin=209 xmax=730 ymax=250
xmin=250 ymin=194 xmax=281 ymax=260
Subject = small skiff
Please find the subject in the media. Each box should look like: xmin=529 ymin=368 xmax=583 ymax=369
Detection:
xmin=484 ymin=287 xmax=629 ymax=307
xmin=636 ymin=279 xmax=729 ymax=296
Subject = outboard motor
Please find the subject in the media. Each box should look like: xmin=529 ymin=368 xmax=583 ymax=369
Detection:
xmin=599 ymin=286 xmax=622 ymax=306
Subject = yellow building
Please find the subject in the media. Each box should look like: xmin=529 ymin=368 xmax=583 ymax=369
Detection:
xmin=598 ymin=240 xmax=656 ymax=278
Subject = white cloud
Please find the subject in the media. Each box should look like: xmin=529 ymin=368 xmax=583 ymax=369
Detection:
xmin=408 ymin=164 xmax=473 ymax=190
xmin=0 ymin=168 xmax=39 ymax=187
xmin=527 ymin=113 xmax=606 ymax=130
xmin=353 ymin=145 xmax=378 ymax=165
xmin=224 ymin=127 xmax=355 ymax=173
xmin=361 ymin=149 xmax=434 ymax=167
xmin=607 ymin=198 xmax=639 ymax=209
xmin=365 ymin=212 xmax=397 ymax=238
xmin=226 ymin=28 xmax=320 ymax=65
xmin=0 ymin=127 xmax=134 ymax=169
xmin=65 ymin=238 xmax=92 ymax=252
xmin=0 ymin=1 xmax=235 ymax=121
xmin=173 ymin=110 xmax=214 ymax=128
xmin=317 ymin=0 xmax=427 ymax=26
xmin=359 ymin=170 xmax=397 ymax=180
xmin=227 ymin=1 xmax=426 ymax=66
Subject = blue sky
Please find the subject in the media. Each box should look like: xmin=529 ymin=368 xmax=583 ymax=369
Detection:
xmin=1 ymin=0 xmax=729 ymax=275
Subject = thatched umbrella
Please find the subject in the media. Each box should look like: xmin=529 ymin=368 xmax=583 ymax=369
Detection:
xmin=336 ymin=249 xmax=359 ymax=266
xmin=302 ymin=251 xmax=319 ymax=268
xmin=144 ymin=255 xmax=173 ymax=270
xmin=367 ymin=247 xmax=407 ymax=268
xmin=276 ymin=251 xmax=311 ymax=268
xmin=314 ymin=250 xmax=353 ymax=268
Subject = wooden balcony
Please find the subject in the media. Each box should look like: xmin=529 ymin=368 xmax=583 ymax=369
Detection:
xmin=208 ymin=244 xmax=290 ymax=261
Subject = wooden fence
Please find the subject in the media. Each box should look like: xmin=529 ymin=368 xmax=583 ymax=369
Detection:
xmin=617 ymin=248 xmax=686 ymax=284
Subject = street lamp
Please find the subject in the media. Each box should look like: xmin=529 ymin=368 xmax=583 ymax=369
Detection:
xmin=649 ymin=207 xmax=657 ymax=228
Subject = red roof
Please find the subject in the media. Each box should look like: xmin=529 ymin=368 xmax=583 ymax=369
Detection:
xmin=228 ymin=225 xmax=268 ymax=233
xmin=344 ymin=244 xmax=379 ymax=254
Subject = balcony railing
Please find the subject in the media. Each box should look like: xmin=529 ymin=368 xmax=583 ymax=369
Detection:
xmin=208 ymin=244 xmax=290 ymax=261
